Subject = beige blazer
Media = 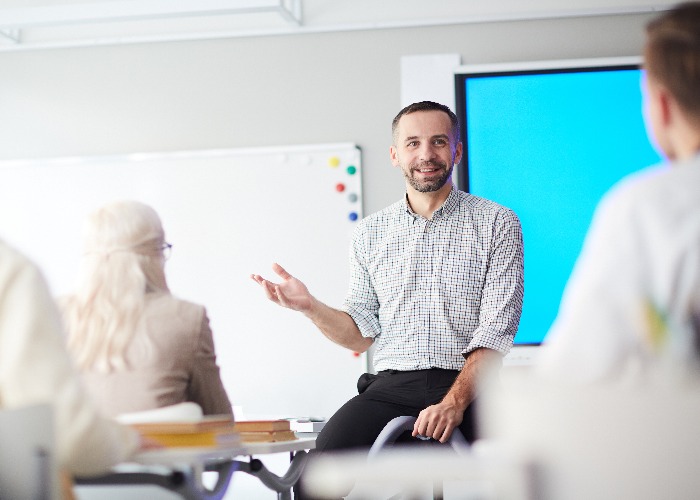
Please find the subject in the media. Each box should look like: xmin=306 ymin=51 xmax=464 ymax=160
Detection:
xmin=77 ymin=293 xmax=233 ymax=418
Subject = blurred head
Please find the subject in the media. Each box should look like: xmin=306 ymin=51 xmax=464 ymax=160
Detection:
xmin=65 ymin=200 xmax=169 ymax=372
xmin=643 ymin=2 xmax=700 ymax=158
xmin=81 ymin=200 xmax=169 ymax=293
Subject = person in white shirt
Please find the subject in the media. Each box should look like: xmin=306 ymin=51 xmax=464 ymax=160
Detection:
xmin=537 ymin=1 xmax=700 ymax=382
xmin=0 ymin=238 xmax=141 ymax=478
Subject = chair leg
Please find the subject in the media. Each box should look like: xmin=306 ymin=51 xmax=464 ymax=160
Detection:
xmin=367 ymin=416 xmax=472 ymax=500
xmin=367 ymin=416 xmax=418 ymax=459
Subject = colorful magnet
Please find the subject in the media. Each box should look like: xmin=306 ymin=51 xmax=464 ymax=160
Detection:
xmin=346 ymin=165 xmax=357 ymax=175
xmin=336 ymin=183 xmax=346 ymax=192
xmin=348 ymin=212 xmax=358 ymax=221
xmin=348 ymin=193 xmax=358 ymax=203
xmin=328 ymin=156 xmax=341 ymax=167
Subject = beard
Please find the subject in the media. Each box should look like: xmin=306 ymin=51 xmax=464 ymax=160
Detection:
xmin=404 ymin=160 xmax=453 ymax=193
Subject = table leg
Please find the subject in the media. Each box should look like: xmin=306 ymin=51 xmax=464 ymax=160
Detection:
xmin=235 ymin=450 xmax=309 ymax=498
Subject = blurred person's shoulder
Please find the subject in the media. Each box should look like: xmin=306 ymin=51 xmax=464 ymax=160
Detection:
xmin=607 ymin=156 xmax=699 ymax=205
xmin=0 ymin=239 xmax=45 ymax=286
xmin=145 ymin=292 xmax=206 ymax=321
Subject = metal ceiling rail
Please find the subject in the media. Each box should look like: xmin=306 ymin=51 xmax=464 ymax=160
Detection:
xmin=0 ymin=2 xmax=670 ymax=52
xmin=0 ymin=29 xmax=19 ymax=43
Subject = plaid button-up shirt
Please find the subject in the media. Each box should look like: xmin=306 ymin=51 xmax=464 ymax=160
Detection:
xmin=343 ymin=187 xmax=524 ymax=371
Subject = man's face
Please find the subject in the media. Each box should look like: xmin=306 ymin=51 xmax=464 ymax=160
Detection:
xmin=390 ymin=110 xmax=463 ymax=193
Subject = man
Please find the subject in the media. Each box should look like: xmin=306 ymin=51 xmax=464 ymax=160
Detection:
xmin=537 ymin=2 xmax=700 ymax=382
xmin=252 ymin=101 xmax=524 ymax=451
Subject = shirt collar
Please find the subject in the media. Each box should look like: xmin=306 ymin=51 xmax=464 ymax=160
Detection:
xmin=402 ymin=185 xmax=459 ymax=220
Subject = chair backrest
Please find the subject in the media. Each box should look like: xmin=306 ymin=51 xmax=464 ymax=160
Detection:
xmin=0 ymin=403 xmax=59 ymax=500
xmin=368 ymin=416 xmax=470 ymax=459
xmin=478 ymin=375 xmax=700 ymax=500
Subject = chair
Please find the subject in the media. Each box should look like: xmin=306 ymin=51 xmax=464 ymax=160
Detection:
xmin=358 ymin=416 xmax=470 ymax=500
xmin=0 ymin=403 xmax=59 ymax=500
xmin=368 ymin=416 xmax=470 ymax=460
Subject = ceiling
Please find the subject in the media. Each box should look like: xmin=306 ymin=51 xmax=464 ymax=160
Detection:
xmin=0 ymin=0 xmax=674 ymax=51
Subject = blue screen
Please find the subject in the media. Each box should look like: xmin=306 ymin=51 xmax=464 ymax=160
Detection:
xmin=456 ymin=66 xmax=662 ymax=345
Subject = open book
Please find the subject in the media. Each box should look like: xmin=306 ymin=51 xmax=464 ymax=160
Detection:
xmin=117 ymin=402 xmax=239 ymax=448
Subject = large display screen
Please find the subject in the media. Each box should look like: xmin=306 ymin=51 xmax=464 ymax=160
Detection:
xmin=455 ymin=57 xmax=662 ymax=345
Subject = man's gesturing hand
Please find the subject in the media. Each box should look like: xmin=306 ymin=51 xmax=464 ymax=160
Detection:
xmin=250 ymin=263 xmax=313 ymax=313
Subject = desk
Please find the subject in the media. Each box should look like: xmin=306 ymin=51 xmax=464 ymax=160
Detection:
xmin=75 ymin=437 xmax=316 ymax=500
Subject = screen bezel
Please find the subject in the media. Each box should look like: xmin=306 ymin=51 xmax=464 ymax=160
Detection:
xmin=453 ymin=56 xmax=645 ymax=347
xmin=454 ymin=56 xmax=642 ymax=192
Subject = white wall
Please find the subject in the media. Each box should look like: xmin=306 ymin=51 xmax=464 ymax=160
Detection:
xmin=0 ymin=9 xmax=656 ymax=400
xmin=0 ymin=12 xmax=655 ymax=216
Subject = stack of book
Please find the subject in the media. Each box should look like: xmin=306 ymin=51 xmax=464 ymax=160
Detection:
xmin=129 ymin=415 xmax=240 ymax=448
xmin=233 ymin=420 xmax=297 ymax=443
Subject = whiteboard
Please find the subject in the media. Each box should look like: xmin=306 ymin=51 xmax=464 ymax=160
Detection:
xmin=0 ymin=143 xmax=365 ymax=419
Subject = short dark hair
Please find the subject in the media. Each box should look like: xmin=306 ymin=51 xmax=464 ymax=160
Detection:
xmin=391 ymin=101 xmax=460 ymax=145
xmin=645 ymin=2 xmax=700 ymax=123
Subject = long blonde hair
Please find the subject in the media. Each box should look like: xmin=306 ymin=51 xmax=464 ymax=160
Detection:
xmin=63 ymin=200 xmax=170 ymax=373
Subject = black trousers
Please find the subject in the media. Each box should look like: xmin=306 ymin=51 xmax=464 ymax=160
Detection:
xmin=297 ymin=369 xmax=478 ymax=499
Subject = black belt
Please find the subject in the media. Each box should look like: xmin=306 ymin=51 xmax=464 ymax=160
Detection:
xmin=378 ymin=368 xmax=459 ymax=375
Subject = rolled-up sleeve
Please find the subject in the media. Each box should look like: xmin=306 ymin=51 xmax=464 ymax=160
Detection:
xmin=466 ymin=208 xmax=525 ymax=356
xmin=342 ymin=224 xmax=381 ymax=339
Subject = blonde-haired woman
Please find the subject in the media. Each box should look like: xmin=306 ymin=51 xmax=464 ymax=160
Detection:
xmin=61 ymin=200 xmax=232 ymax=418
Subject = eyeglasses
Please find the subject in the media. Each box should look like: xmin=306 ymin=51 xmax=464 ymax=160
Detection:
xmin=161 ymin=242 xmax=173 ymax=260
